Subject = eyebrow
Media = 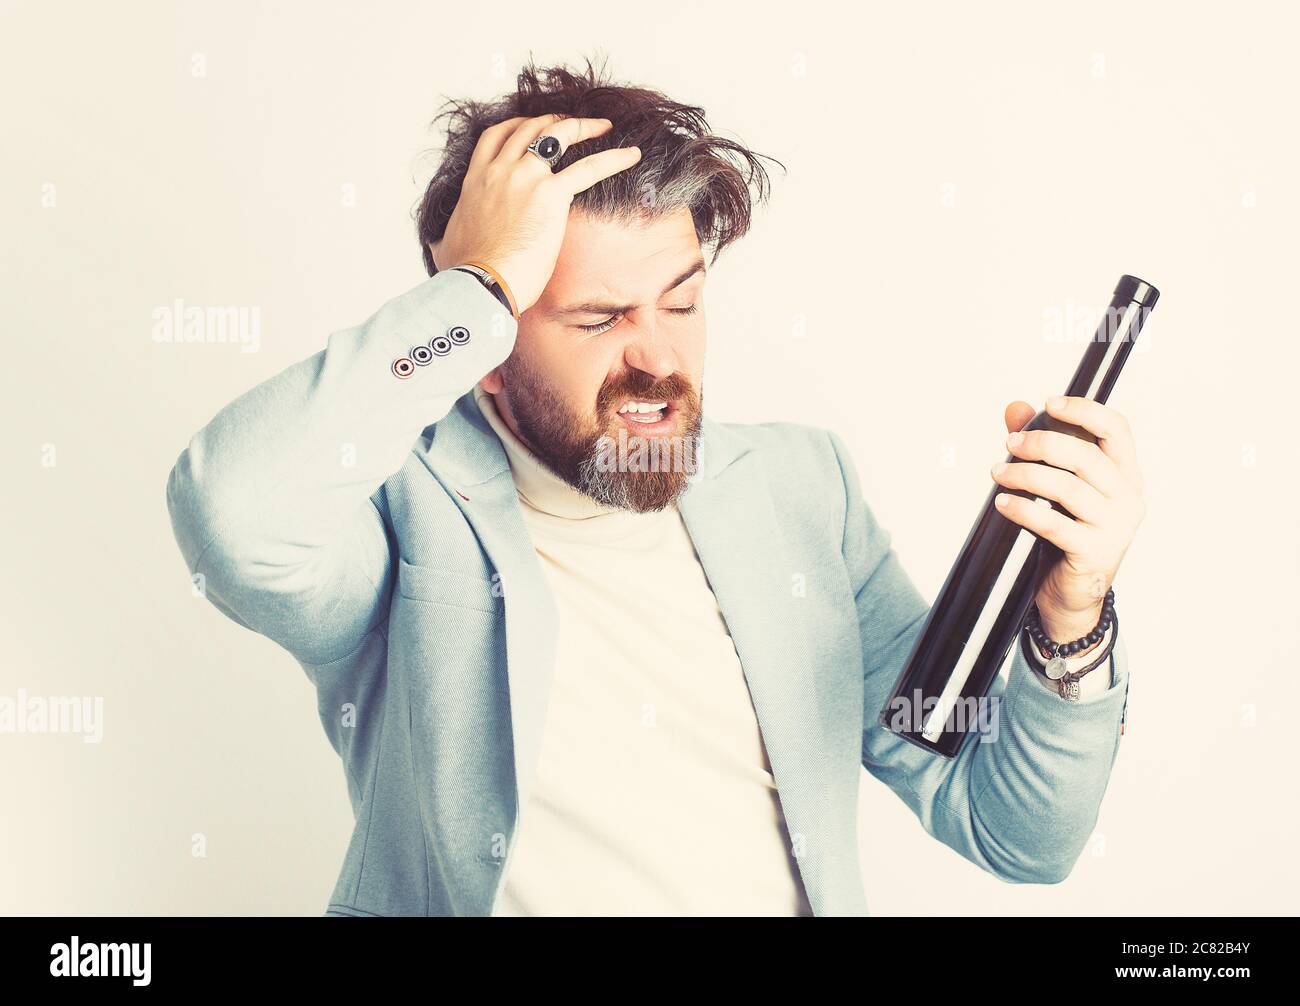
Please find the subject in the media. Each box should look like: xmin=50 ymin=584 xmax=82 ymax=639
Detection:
xmin=552 ymin=257 xmax=707 ymax=318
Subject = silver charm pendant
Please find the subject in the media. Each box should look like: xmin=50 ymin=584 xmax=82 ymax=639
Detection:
xmin=1045 ymin=656 xmax=1069 ymax=680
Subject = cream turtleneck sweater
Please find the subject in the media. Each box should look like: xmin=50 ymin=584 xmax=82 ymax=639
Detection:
xmin=472 ymin=385 xmax=812 ymax=916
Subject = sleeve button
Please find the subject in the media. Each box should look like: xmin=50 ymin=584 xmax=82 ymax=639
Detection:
xmin=448 ymin=325 xmax=471 ymax=345
xmin=392 ymin=357 xmax=415 ymax=379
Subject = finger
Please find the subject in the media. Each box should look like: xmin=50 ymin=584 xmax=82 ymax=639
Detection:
xmin=544 ymin=114 xmax=614 ymax=152
xmin=995 ymin=491 xmax=1090 ymax=553
xmin=552 ymin=144 xmax=643 ymax=196
xmin=1044 ymin=395 xmax=1142 ymax=491
xmin=1004 ymin=400 xmax=1036 ymax=434
xmin=468 ymin=116 xmax=530 ymax=170
xmin=504 ymin=115 xmax=615 ymax=170
xmin=1006 ymin=428 xmax=1128 ymax=500
xmin=990 ymin=460 xmax=1109 ymax=527
xmin=495 ymin=113 xmax=578 ymax=164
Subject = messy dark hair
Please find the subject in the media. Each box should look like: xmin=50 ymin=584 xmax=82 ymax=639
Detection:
xmin=414 ymin=52 xmax=785 ymax=276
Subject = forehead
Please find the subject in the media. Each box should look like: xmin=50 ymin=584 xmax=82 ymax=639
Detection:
xmin=541 ymin=206 xmax=703 ymax=307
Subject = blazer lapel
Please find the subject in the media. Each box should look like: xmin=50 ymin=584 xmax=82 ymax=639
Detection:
xmin=677 ymin=426 xmax=830 ymax=914
xmin=423 ymin=392 xmax=559 ymax=823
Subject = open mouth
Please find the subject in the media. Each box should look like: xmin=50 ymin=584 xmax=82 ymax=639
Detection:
xmin=615 ymin=398 xmax=677 ymax=435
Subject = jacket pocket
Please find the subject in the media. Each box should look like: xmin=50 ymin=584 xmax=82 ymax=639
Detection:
xmin=396 ymin=558 xmax=501 ymax=614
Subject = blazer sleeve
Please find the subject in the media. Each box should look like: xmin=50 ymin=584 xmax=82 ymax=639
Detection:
xmin=827 ymin=429 xmax=1130 ymax=885
xmin=165 ymin=269 xmax=518 ymax=666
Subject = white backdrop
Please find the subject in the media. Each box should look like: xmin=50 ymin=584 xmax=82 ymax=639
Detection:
xmin=1 ymin=0 xmax=1295 ymax=915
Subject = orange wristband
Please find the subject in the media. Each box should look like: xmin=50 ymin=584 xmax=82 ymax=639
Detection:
xmin=459 ymin=259 xmax=520 ymax=320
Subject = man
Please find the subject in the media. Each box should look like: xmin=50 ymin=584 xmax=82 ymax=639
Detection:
xmin=165 ymin=58 xmax=1144 ymax=916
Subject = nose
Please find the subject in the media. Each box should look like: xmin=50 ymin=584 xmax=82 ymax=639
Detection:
xmin=621 ymin=315 xmax=678 ymax=381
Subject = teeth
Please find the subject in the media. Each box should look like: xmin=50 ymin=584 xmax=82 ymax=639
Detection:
xmin=618 ymin=401 xmax=668 ymax=414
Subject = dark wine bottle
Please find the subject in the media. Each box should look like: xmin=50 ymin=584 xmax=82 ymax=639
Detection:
xmin=878 ymin=274 xmax=1160 ymax=758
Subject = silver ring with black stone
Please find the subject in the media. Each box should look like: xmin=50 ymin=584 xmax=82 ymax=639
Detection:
xmin=526 ymin=134 xmax=563 ymax=166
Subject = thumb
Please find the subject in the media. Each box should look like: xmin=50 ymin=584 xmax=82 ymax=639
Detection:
xmin=1004 ymin=400 xmax=1037 ymax=434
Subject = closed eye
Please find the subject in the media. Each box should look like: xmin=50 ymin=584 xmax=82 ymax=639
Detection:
xmin=577 ymin=303 xmax=699 ymax=335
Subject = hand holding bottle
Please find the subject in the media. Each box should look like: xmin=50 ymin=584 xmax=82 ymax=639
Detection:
xmin=990 ymin=395 xmax=1148 ymax=643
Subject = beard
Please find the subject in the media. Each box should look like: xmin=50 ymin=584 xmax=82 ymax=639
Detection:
xmin=497 ymin=356 xmax=704 ymax=513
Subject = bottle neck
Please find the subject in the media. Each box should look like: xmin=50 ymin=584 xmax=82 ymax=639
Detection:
xmin=1063 ymin=298 xmax=1153 ymax=404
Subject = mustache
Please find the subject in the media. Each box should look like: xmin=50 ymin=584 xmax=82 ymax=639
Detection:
xmin=596 ymin=372 xmax=695 ymax=412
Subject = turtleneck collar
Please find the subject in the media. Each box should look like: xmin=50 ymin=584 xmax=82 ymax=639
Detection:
xmin=473 ymin=384 xmax=676 ymax=530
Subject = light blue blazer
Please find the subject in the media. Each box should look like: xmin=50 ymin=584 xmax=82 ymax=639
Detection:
xmin=165 ymin=268 xmax=1131 ymax=916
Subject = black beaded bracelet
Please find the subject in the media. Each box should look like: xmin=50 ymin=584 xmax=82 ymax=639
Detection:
xmin=1024 ymin=587 xmax=1115 ymax=658
xmin=1019 ymin=607 xmax=1119 ymax=700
